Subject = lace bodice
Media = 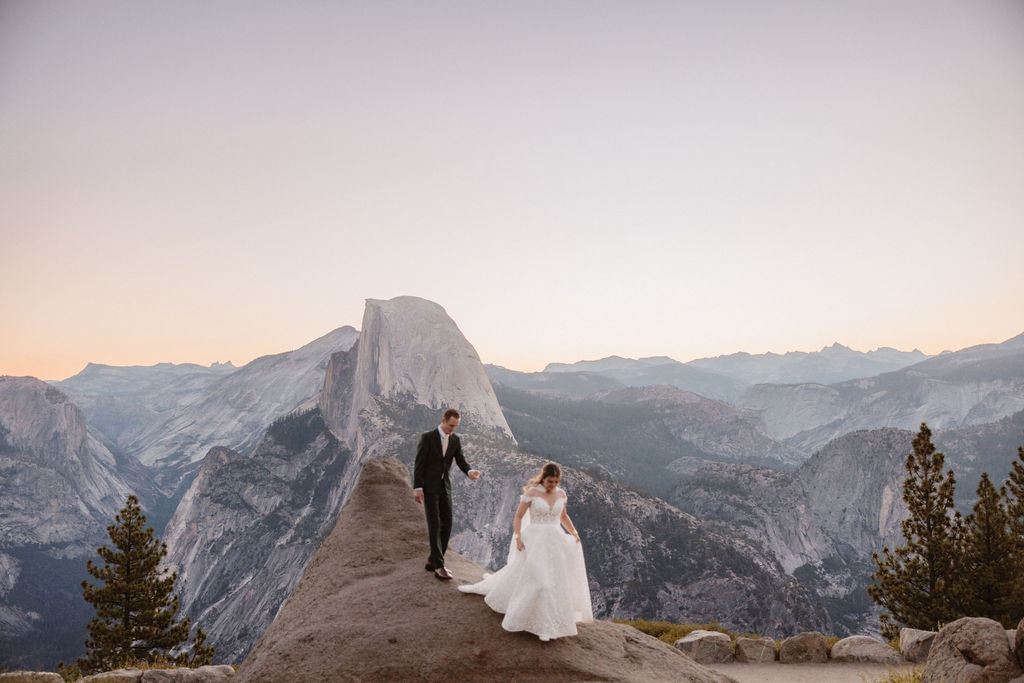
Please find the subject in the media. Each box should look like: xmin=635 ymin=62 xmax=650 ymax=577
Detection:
xmin=521 ymin=487 xmax=565 ymax=525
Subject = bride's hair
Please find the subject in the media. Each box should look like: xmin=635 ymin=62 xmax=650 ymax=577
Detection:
xmin=524 ymin=462 xmax=561 ymax=491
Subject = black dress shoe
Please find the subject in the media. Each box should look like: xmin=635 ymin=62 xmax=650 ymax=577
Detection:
xmin=425 ymin=562 xmax=435 ymax=572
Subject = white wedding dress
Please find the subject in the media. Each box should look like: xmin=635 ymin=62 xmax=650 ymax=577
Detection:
xmin=458 ymin=486 xmax=593 ymax=641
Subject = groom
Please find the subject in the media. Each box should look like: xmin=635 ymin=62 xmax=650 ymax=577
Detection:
xmin=413 ymin=408 xmax=481 ymax=580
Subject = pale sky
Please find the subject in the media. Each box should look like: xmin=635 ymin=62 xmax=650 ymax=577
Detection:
xmin=2 ymin=1 xmax=1023 ymax=381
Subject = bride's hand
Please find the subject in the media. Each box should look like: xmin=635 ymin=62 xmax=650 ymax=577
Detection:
xmin=515 ymin=536 xmax=524 ymax=551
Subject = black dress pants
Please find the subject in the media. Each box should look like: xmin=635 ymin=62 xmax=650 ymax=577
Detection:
xmin=423 ymin=480 xmax=453 ymax=568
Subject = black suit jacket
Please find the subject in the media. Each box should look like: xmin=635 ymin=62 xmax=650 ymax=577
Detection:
xmin=413 ymin=429 xmax=471 ymax=493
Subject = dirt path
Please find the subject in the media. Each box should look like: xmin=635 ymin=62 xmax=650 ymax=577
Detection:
xmin=705 ymin=661 xmax=919 ymax=683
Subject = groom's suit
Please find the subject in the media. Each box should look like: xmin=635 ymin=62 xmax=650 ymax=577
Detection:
xmin=413 ymin=427 xmax=472 ymax=569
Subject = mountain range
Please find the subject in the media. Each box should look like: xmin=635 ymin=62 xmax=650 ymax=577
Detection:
xmin=498 ymin=342 xmax=931 ymax=402
xmin=1 ymin=297 xmax=1021 ymax=670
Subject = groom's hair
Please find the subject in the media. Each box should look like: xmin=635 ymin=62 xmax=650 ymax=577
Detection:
xmin=442 ymin=408 xmax=461 ymax=422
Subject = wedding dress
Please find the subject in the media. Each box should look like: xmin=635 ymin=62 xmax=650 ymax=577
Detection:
xmin=458 ymin=486 xmax=593 ymax=641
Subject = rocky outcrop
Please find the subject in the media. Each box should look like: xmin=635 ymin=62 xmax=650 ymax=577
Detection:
xmin=238 ymin=457 xmax=735 ymax=683
xmin=141 ymin=327 xmax=358 ymax=471
xmin=75 ymin=667 xmax=234 ymax=682
xmin=830 ymin=635 xmax=902 ymax=664
xmin=672 ymin=428 xmax=915 ymax=636
xmin=343 ymin=297 xmax=513 ymax=443
xmin=674 ymin=630 xmax=734 ymax=663
xmin=0 ymin=673 xmax=63 ymax=682
xmin=900 ymin=627 xmax=937 ymax=663
xmin=671 ymin=463 xmax=837 ymax=576
xmin=495 ymin=382 xmax=803 ymax=499
xmin=734 ymin=637 xmax=776 ymax=662
xmin=0 ymin=377 xmax=147 ymax=670
xmin=162 ymin=409 xmax=353 ymax=663
xmin=53 ymin=362 xmax=236 ymax=456
xmin=57 ymin=327 xmax=358 ymax=476
xmin=0 ymin=666 xmax=233 ymax=682
xmin=166 ymin=297 xmax=833 ymax=663
xmin=922 ymin=617 xmax=1024 ymax=683
xmin=779 ymin=632 xmax=827 ymax=663
xmin=0 ymin=377 xmax=135 ymax=540
xmin=797 ymin=429 xmax=910 ymax=559
xmin=1016 ymin=617 xmax=1024 ymax=669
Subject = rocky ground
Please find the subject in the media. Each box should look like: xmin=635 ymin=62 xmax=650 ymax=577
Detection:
xmin=707 ymin=662 xmax=917 ymax=683
xmin=236 ymin=456 xmax=735 ymax=682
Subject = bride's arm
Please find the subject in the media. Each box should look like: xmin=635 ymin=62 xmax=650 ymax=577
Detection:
xmin=513 ymin=501 xmax=530 ymax=551
xmin=560 ymin=502 xmax=581 ymax=542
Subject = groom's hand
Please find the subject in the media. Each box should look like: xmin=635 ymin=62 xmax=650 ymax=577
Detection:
xmin=468 ymin=470 xmax=481 ymax=481
xmin=414 ymin=489 xmax=424 ymax=504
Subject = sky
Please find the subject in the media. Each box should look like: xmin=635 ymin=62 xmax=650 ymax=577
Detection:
xmin=2 ymin=1 xmax=1023 ymax=380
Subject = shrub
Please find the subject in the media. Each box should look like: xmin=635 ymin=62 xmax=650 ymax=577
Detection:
xmin=866 ymin=665 xmax=924 ymax=683
xmin=614 ymin=617 xmax=760 ymax=645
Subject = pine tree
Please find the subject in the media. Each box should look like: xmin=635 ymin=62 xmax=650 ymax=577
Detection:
xmin=868 ymin=423 xmax=965 ymax=639
xmin=77 ymin=495 xmax=211 ymax=673
xmin=1003 ymin=446 xmax=1024 ymax=622
xmin=961 ymin=473 xmax=1015 ymax=625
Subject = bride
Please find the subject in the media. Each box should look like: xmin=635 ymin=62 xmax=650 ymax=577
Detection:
xmin=458 ymin=462 xmax=593 ymax=641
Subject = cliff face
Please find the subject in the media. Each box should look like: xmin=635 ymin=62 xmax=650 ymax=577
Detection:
xmin=342 ymin=296 xmax=513 ymax=443
xmin=0 ymin=377 xmax=134 ymax=552
xmin=492 ymin=382 xmax=802 ymax=498
xmin=138 ymin=326 xmax=359 ymax=472
xmin=0 ymin=377 xmax=144 ymax=669
xmin=164 ymin=297 xmax=832 ymax=663
xmin=736 ymin=333 xmax=1024 ymax=453
xmin=671 ymin=428 xmax=917 ymax=635
xmin=53 ymin=361 xmax=236 ymax=455
xmin=164 ymin=297 xmax=520 ymax=662
xmin=161 ymin=410 xmax=353 ymax=662
xmin=237 ymin=457 xmax=734 ymax=683
xmin=56 ymin=327 xmax=358 ymax=476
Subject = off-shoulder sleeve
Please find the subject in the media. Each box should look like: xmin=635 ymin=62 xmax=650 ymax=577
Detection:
xmin=558 ymin=488 xmax=567 ymax=498
xmin=519 ymin=494 xmax=532 ymax=503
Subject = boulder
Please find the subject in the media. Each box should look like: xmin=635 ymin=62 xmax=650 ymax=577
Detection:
xmin=237 ymin=457 xmax=734 ymax=683
xmin=734 ymin=637 xmax=776 ymax=663
xmin=0 ymin=674 xmax=64 ymax=683
xmin=674 ymin=630 xmax=734 ymax=664
xmin=140 ymin=666 xmax=236 ymax=682
xmin=79 ymin=670 xmax=144 ymax=683
xmin=922 ymin=617 xmax=1024 ymax=683
xmin=778 ymin=631 xmax=827 ymax=663
xmin=1017 ymin=618 xmax=1024 ymax=669
xmin=900 ymin=627 xmax=937 ymax=663
xmin=830 ymin=635 xmax=902 ymax=664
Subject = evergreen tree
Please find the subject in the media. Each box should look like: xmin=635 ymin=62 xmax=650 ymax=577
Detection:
xmin=961 ymin=473 xmax=1015 ymax=625
xmin=1003 ymin=446 xmax=1024 ymax=622
xmin=77 ymin=495 xmax=212 ymax=673
xmin=868 ymin=423 xmax=964 ymax=639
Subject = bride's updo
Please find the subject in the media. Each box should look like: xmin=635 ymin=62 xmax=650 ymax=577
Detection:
xmin=524 ymin=462 xmax=561 ymax=491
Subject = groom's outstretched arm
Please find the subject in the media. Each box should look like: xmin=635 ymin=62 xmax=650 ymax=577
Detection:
xmin=452 ymin=438 xmax=481 ymax=480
